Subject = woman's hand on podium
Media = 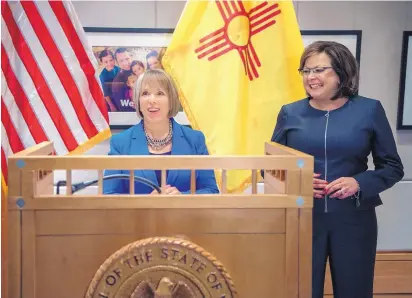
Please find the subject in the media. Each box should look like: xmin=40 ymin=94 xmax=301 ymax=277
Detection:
xmin=313 ymin=173 xmax=328 ymax=199
xmin=163 ymin=185 xmax=181 ymax=195
xmin=149 ymin=185 xmax=181 ymax=195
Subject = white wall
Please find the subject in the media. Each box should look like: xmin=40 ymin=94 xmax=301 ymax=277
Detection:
xmin=70 ymin=1 xmax=412 ymax=250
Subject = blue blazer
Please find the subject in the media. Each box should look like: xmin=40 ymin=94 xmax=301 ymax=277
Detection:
xmin=103 ymin=119 xmax=219 ymax=194
xmin=268 ymin=96 xmax=404 ymax=213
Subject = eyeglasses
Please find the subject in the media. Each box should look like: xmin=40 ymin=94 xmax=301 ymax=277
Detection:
xmin=298 ymin=67 xmax=333 ymax=76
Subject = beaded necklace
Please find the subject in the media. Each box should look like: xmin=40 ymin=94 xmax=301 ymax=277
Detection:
xmin=143 ymin=120 xmax=172 ymax=151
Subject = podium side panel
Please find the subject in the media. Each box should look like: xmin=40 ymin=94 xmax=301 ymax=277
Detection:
xmin=299 ymin=209 xmax=313 ymax=298
xmin=7 ymin=210 xmax=21 ymax=298
xmin=285 ymin=209 xmax=299 ymax=298
xmin=7 ymin=160 xmax=22 ymax=298
xmin=22 ymin=211 xmax=36 ymax=298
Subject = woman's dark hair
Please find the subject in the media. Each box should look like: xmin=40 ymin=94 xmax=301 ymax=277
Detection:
xmin=114 ymin=47 xmax=129 ymax=63
xmin=146 ymin=50 xmax=158 ymax=60
xmin=300 ymin=41 xmax=359 ymax=99
xmin=131 ymin=60 xmax=145 ymax=70
xmin=145 ymin=50 xmax=159 ymax=69
xmin=98 ymin=49 xmax=114 ymax=62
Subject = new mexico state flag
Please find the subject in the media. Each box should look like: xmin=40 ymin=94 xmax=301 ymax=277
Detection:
xmin=163 ymin=0 xmax=306 ymax=193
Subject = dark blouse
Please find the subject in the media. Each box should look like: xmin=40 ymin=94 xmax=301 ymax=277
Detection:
xmin=150 ymin=151 xmax=172 ymax=185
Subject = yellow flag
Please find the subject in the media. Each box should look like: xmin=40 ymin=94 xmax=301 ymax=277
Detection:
xmin=163 ymin=0 xmax=306 ymax=192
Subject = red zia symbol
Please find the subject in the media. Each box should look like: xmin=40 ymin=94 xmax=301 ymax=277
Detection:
xmin=195 ymin=1 xmax=281 ymax=81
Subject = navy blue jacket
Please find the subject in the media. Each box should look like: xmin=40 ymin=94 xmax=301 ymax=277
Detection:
xmin=270 ymin=96 xmax=404 ymax=213
xmin=103 ymin=119 xmax=219 ymax=195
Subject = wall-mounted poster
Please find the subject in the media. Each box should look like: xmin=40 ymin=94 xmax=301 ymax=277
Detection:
xmin=397 ymin=31 xmax=412 ymax=130
xmin=84 ymin=28 xmax=182 ymax=129
xmin=84 ymin=28 xmax=362 ymax=129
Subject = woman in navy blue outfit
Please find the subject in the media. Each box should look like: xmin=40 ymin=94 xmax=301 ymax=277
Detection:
xmin=103 ymin=69 xmax=219 ymax=195
xmin=269 ymin=41 xmax=404 ymax=298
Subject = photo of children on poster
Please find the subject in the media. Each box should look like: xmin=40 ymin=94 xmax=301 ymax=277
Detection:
xmin=93 ymin=46 xmax=165 ymax=112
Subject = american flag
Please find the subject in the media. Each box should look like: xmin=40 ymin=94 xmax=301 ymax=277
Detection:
xmin=1 ymin=0 xmax=111 ymax=194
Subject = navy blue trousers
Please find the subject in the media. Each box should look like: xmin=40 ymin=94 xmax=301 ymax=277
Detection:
xmin=312 ymin=209 xmax=377 ymax=298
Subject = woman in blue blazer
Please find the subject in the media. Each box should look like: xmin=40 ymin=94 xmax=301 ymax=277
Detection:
xmin=103 ymin=69 xmax=219 ymax=195
xmin=269 ymin=41 xmax=403 ymax=298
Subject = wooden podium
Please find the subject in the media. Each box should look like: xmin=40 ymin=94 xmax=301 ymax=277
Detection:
xmin=4 ymin=141 xmax=313 ymax=298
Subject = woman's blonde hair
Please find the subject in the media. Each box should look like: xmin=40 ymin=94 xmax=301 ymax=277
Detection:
xmin=132 ymin=69 xmax=180 ymax=118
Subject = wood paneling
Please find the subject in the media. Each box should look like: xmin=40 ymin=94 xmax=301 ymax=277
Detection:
xmin=325 ymin=296 xmax=412 ymax=298
xmin=325 ymin=252 xmax=412 ymax=296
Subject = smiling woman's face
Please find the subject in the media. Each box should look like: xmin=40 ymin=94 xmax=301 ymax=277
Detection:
xmin=139 ymin=77 xmax=169 ymax=123
xmin=147 ymin=56 xmax=161 ymax=69
xmin=303 ymin=52 xmax=340 ymax=101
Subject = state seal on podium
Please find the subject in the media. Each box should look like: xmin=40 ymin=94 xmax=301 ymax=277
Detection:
xmin=86 ymin=237 xmax=237 ymax=298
